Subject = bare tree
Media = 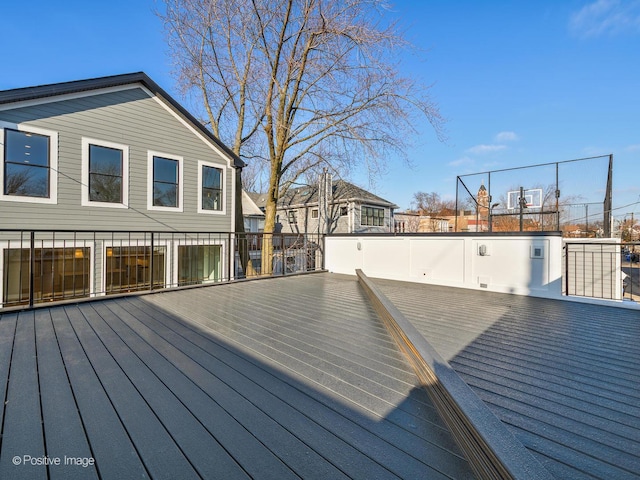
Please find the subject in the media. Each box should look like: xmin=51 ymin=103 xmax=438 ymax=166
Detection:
xmin=90 ymin=164 xmax=123 ymax=203
xmin=4 ymin=170 xmax=34 ymax=196
xmin=162 ymin=0 xmax=443 ymax=234
xmin=412 ymin=191 xmax=455 ymax=216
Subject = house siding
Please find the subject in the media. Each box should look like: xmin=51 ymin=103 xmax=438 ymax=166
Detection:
xmin=278 ymin=202 xmax=392 ymax=234
xmin=352 ymin=204 xmax=392 ymax=234
xmin=0 ymin=87 xmax=234 ymax=231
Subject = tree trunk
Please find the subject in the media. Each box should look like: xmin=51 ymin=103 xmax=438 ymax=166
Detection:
xmin=234 ymin=168 xmax=257 ymax=277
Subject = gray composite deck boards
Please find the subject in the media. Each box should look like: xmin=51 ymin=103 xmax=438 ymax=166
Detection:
xmin=372 ymin=277 xmax=640 ymax=480
xmin=0 ymin=273 xmax=474 ymax=480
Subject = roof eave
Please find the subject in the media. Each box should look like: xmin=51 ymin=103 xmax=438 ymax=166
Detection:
xmin=0 ymin=72 xmax=245 ymax=169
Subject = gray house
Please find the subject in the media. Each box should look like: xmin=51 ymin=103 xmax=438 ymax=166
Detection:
xmin=242 ymin=191 xmax=265 ymax=233
xmin=0 ymin=72 xmax=243 ymax=305
xmin=253 ymin=179 xmax=398 ymax=234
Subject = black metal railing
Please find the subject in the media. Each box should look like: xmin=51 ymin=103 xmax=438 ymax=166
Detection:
xmin=564 ymin=241 xmax=638 ymax=301
xmin=0 ymin=229 xmax=324 ymax=310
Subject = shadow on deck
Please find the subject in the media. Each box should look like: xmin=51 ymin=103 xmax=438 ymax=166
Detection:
xmin=0 ymin=274 xmax=474 ymax=480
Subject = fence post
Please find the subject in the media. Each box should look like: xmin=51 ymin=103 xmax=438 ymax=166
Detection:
xmin=29 ymin=231 xmax=35 ymax=308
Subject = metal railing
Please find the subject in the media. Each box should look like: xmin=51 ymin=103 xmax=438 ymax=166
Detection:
xmin=564 ymin=241 xmax=638 ymax=301
xmin=0 ymin=229 xmax=324 ymax=310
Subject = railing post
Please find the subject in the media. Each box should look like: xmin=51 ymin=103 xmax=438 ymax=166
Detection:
xmin=564 ymin=244 xmax=569 ymax=296
xmin=228 ymin=232 xmax=232 ymax=282
xmin=150 ymin=232 xmax=155 ymax=291
xmin=29 ymin=231 xmax=35 ymax=308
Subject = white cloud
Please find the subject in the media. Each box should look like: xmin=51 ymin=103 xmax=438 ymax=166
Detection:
xmin=466 ymin=144 xmax=507 ymax=155
xmin=494 ymin=131 xmax=519 ymax=142
xmin=448 ymin=156 xmax=474 ymax=167
xmin=569 ymin=0 xmax=640 ymax=38
xmin=626 ymin=144 xmax=640 ymax=151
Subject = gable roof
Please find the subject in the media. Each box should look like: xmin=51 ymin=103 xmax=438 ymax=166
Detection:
xmin=241 ymin=190 xmax=265 ymax=217
xmin=278 ymin=180 xmax=398 ymax=209
xmin=0 ymin=72 xmax=244 ymax=168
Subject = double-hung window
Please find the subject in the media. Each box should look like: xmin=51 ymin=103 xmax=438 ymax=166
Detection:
xmin=361 ymin=206 xmax=385 ymax=226
xmin=198 ymin=161 xmax=225 ymax=214
xmin=148 ymin=151 xmax=183 ymax=211
xmin=1 ymin=124 xmax=58 ymax=204
xmin=81 ymin=138 xmax=129 ymax=207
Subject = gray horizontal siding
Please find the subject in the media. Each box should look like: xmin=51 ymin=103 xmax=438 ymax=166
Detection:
xmin=0 ymin=87 xmax=233 ymax=231
xmin=278 ymin=202 xmax=391 ymax=234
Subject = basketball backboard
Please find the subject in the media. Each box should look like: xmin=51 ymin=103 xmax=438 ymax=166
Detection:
xmin=507 ymin=188 xmax=543 ymax=210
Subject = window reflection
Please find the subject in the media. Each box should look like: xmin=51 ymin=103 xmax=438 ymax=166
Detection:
xmin=4 ymin=129 xmax=50 ymax=198
xmin=153 ymin=157 xmax=178 ymax=207
xmin=89 ymin=144 xmax=123 ymax=203
xmin=202 ymin=165 xmax=222 ymax=211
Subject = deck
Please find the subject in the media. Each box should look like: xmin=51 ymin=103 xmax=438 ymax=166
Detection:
xmin=1 ymin=272 xmax=639 ymax=479
xmin=0 ymin=273 xmax=474 ymax=480
xmin=373 ymin=277 xmax=640 ymax=480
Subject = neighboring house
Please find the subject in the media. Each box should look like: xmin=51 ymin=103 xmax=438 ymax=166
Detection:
xmin=394 ymin=211 xmax=450 ymax=233
xmin=254 ymin=179 xmax=398 ymax=234
xmin=242 ymin=191 xmax=265 ymax=233
xmin=0 ymin=72 xmax=243 ymax=305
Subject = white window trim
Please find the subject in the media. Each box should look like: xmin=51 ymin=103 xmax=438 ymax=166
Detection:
xmin=147 ymin=151 xmax=184 ymax=212
xmin=0 ymin=122 xmax=58 ymax=205
xmin=197 ymin=160 xmax=226 ymax=215
xmin=81 ymin=137 xmax=129 ymax=208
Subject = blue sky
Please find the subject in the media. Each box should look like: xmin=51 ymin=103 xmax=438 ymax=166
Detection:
xmin=1 ymin=0 xmax=639 ymax=222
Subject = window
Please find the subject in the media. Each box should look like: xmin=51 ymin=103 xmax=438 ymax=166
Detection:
xmin=1 ymin=124 xmax=58 ymax=204
xmin=105 ymin=246 xmax=166 ymax=294
xmin=148 ymin=151 xmax=183 ymax=211
xmin=198 ymin=161 xmax=225 ymax=214
xmin=311 ymin=209 xmax=319 ymax=219
xmin=340 ymin=206 xmax=348 ymax=216
xmin=361 ymin=206 xmax=385 ymax=226
xmin=153 ymin=157 xmax=178 ymax=207
xmin=178 ymin=245 xmax=221 ymax=286
xmin=288 ymin=210 xmax=298 ymax=224
xmin=3 ymin=247 xmax=90 ymax=306
xmin=82 ymin=138 xmax=129 ymax=207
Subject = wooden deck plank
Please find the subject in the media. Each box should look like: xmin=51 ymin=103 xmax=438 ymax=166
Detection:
xmin=491 ymin=405 xmax=640 ymax=480
xmin=0 ymin=274 xmax=483 ymax=480
xmin=132 ymin=282 xmax=476 ymax=478
xmin=63 ymin=305 xmax=201 ymax=480
xmin=372 ymin=277 xmax=640 ymax=480
xmin=150 ymin=281 xmax=435 ymax=421
xmin=453 ymin=352 xmax=640 ymax=433
xmin=34 ymin=308 xmax=99 ymax=480
xmin=87 ymin=300 xmax=295 ymax=480
xmin=144 ymin=285 xmax=444 ymax=430
xmin=120 ymin=297 xmax=465 ymax=467
xmin=452 ymin=342 xmax=640 ymax=413
xmin=0 ymin=313 xmax=17 ymax=453
xmin=100 ymin=298 xmax=350 ymax=480
xmin=0 ymin=311 xmax=46 ymax=480
xmin=106 ymin=296 xmax=415 ymax=480
xmin=49 ymin=307 xmax=149 ymax=480
xmin=79 ymin=302 xmax=253 ymax=480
